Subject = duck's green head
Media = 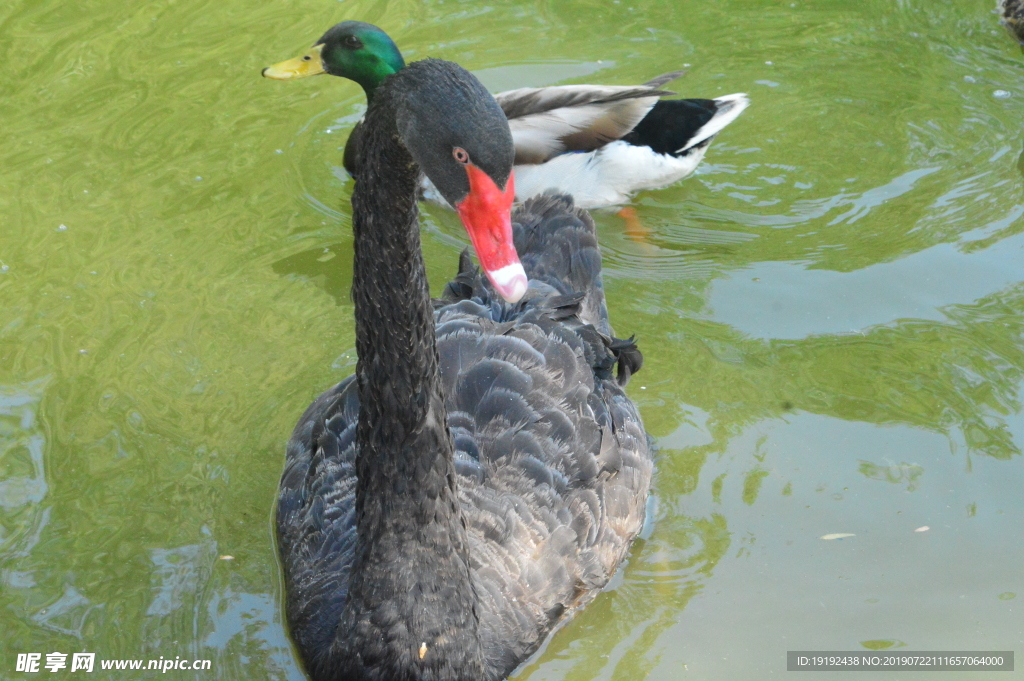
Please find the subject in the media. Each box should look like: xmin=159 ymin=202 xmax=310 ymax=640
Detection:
xmin=262 ymin=21 xmax=405 ymax=100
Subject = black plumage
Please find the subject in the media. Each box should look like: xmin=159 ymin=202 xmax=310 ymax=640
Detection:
xmin=623 ymin=98 xmax=724 ymax=156
xmin=277 ymin=58 xmax=651 ymax=681
xmin=1005 ymin=0 xmax=1024 ymax=43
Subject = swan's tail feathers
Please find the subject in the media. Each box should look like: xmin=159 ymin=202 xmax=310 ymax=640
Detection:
xmin=623 ymin=93 xmax=749 ymax=157
xmin=609 ymin=335 xmax=643 ymax=386
xmin=511 ymin=193 xmax=611 ymax=334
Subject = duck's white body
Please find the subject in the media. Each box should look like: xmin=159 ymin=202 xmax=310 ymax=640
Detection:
xmin=511 ymin=140 xmax=709 ymax=209
xmin=511 ymin=91 xmax=747 ymax=208
xmin=418 ymin=81 xmax=749 ymax=209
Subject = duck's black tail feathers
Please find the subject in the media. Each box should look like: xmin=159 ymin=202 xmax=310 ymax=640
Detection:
xmin=624 ymin=92 xmax=749 ymax=157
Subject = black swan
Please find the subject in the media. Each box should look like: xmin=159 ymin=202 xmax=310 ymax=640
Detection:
xmin=275 ymin=57 xmax=652 ymax=680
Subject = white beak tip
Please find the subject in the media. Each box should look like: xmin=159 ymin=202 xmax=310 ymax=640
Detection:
xmin=488 ymin=263 xmax=528 ymax=304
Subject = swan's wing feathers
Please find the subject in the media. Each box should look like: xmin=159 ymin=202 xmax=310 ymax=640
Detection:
xmin=537 ymin=291 xmax=586 ymax=320
xmin=437 ymin=197 xmax=646 ymax=390
xmin=433 ymin=300 xmax=651 ymax=678
xmin=498 ymin=85 xmax=672 ymax=164
xmin=277 ymin=377 xmax=360 ymax=674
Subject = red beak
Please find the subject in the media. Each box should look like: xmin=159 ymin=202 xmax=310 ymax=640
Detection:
xmin=454 ymin=165 xmax=527 ymax=303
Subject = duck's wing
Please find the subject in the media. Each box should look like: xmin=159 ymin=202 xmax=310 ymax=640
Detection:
xmin=642 ymin=70 xmax=687 ymax=89
xmin=495 ymin=74 xmax=683 ymax=164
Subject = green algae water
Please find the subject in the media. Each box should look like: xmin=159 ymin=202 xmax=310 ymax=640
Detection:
xmin=2 ymin=0 xmax=1023 ymax=678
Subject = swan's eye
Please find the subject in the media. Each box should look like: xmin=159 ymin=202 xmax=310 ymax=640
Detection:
xmin=453 ymin=148 xmax=470 ymax=164
xmin=343 ymin=35 xmax=364 ymax=50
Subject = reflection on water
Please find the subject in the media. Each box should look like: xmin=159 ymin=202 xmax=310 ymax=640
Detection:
xmin=622 ymin=413 xmax=1023 ymax=679
xmin=858 ymin=461 xmax=924 ymax=492
xmin=147 ymin=543 xmax=217 ymax=619
xmin=0 ymin=379 xmax=51 ymax=573
xmin=710 ymin=231 xmax=1024 ymax=339
xmin=30 ymin=584 xmax=99 ymax=639
xmin=2 ymin=0 xmax=1024 ymax=678
xmin=202 ymin=587 xmax=303 ymax=680
xmin=143 ymin=541 xmax=218 ymax=655
xmin=272 ymin=244 xmax=352 ymax=304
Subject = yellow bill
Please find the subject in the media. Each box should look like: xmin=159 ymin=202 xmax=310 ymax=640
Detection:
xmin=262 ymin=44 xmax=325 ymax=80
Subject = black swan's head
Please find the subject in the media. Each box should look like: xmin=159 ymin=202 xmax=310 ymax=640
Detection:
xmin=394 ymin=60 xmax=526 ymax=303
xmin=265 ymin=44 xmax=526 ymax=303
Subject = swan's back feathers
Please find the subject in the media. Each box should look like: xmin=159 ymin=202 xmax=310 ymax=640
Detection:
xmin=441 ymin=194 xmax=609 ymax=332
xmin=432 ymin=269 xmax=651 ymax=675
xmin=512 ymin=193 xmax=610 ymax=334
xmin=439 ymin=195 xmax=643 ymax=385
xmin=279 ymin=195 xmax=651 ymax=680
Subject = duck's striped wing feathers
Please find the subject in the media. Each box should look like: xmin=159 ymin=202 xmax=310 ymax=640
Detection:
xmin=495 ymin=82 xmax=677 ymax=119
xmin=496 ymin=82 xmax=677 ymax=164
xmin=642 ymin=69 xmax=686 ymax=89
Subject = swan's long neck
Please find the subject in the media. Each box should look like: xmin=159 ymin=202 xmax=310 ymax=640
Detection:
xmin=337 ymin=84 xmax=486 ymax=678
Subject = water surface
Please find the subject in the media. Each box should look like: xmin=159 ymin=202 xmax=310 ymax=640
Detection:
xmin=2 ymin=0 xmax=1023 ymax=679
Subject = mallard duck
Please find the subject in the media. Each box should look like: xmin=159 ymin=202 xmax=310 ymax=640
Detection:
xmin=1003 ymin=0 xmax=1024 ymax=43
xmin=271 ymin=52 xmax=651 ymax=680
xmin=264 ymin=20 xmax=749 ymax=209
